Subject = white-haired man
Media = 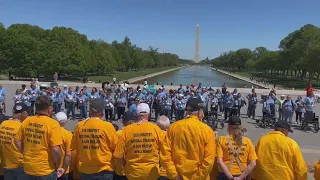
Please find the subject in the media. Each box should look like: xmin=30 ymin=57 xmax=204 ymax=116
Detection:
xmin=114 ymin=103 xmax=164 ymax=180
xmin=55 ymin=112 xmax=73 ymax=180
xmin=156 ymin=115 xmax=170 ymax=180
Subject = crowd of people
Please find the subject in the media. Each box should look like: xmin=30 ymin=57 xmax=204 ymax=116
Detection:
xmin=0 ymin=81 xmax=319 ymax=180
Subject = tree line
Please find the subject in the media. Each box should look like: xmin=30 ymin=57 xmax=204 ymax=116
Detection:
xmin=210 ymin=24 xmax=320 ymax=82
xmin=0 ymin=23 xmax=192 ymax=78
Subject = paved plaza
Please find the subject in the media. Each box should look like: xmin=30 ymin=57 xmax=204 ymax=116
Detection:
xmin=1 ymin=82 xmax=319 ymax=179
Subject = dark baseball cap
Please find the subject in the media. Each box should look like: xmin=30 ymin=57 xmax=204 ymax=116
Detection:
xmin=186 ymin=97 xmax=205 ymax=111
xmin=274 ymin=120 xmax=293 ymax=133
xmin=123 ymin=111 xmax=138 ymax=122
xmin=227 ymin=115 xmax=241 ymax=125
xmin=13 ymin=103 xmax=28 ymax=113
xmin=89 ymin=99 xmax=105 ymax=113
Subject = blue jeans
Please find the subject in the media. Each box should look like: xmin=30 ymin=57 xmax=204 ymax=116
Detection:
xmin=164 ymin=109 xmax=171 ymax=119
xmin=53 ymin=102 xmax=59 ymax=114
xmin=66 ymin=102 xmax=75 ymax=119
xmin=176 ymin=109 xmax=185 ymax=120
xmin=80 ymin=105 xmax=87 ymax=119
xmin=25 ymin=171 xmax=56 ymax=180
xmin=284 ymin=111 xmax=293 ymax=123
xmin=80 ymin=170 xmax=113 ymax=180
xmin=4 ymin=167 xmax=27 ymax=180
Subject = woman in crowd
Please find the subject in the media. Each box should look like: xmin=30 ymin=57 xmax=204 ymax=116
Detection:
xmin=217 ymin=116 xmax=257 ymax=180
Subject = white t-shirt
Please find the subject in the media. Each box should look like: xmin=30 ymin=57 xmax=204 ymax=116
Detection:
xmin=113 ymin=77 xmax=116 ymax=82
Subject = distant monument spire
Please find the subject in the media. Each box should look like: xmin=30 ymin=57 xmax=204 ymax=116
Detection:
xmin=194 ymin=23 xmax=200 ymax=63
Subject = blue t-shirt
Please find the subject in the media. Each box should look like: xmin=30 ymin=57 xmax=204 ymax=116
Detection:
xmin=175 ymin=99 xmax=186 ymax=110
xmin=117 ymin=97 xmax=127 ymax=107
xmin=57 ymin=93 xmax=64 ymax=104
xmin=304 ymin=97 xmax=315 ymax=112
xmin=295 ymin=100 xmax=304 ymax=113
xmin=283 ymin=100 xmax=295 ymax=112
xmin=225 ymin=95 xmax=234 ymax=108
xmin=29 ymin=88 xmax=40 ymax=101
xmin=22 ymin=95 xmax=31 ymax=106
xmin=129 ymin=104 xmax=137 ymax=113
xmin=13 ymin=94 xmax=23 ymax=104
xmin=89 ymin=92 xmax=100 ymax=100
xmin=0 ymin=89 xmax=6 ymax=102
xmin=65 ymin=92 xmax=76 ymax=102
xmin=78 ymin=95 xmax=88 ymax=106
xmin=211 ymin=98 xmax=218 ymax=104
xmin=164 ymin=98 xmax=172 ymax=110
xmin=51 ymin=92 xmax=58 ymax=103
xmin=104 ymin=97 xmax=114 ymax=109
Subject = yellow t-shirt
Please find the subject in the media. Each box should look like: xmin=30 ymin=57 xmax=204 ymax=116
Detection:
xmin=251 ymin=131 xmax=307 ymax=180
xmin=159 ymin=131 xmax=167 ymax=177
xmin=0 ymin=120 xmax=24 ymax=169
xmin=114 ymin=122 xmax=164 ymax=180
xmin=314 ymin=160 xmax=320 ymax=180
xmin=15 ymin=115 xmax=63 ymax=176
xmin=216 ymin=135 xmax=257 ymax=175
xmin=114 ymin=127 xmax=126 ymax=176
xmin=59 ymin=127 xmax=73 ymax=174
xmin=71 ymin=117 xmax=118 ymax=174
xmin=160 ymin=115 xmax=216 ymax=180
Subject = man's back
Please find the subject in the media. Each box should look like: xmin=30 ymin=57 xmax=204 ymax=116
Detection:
xmin=252 ymin=131 xmax=307 ymax=180
xmin=161 ymin=115 xmax=216 ymax=180
xmin=71 ymin=118 xmax=118 ymax=174
xmin=114 ymin=122 xmax=164 ymax=180
xmin=59 ymin=127 xmax=73 ymax=174
xmin=15 ymin=115 xmax=62 ymax=176
xmin=0 ymin=120 xmax=24 ymax=169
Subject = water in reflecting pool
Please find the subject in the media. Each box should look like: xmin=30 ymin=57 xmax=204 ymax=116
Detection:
xmin=142 ymin=66 xmax=253 ymax=88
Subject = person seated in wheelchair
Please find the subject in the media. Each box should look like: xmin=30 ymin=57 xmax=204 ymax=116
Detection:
xmin=210 ymin=94 xmax=219 ymax=113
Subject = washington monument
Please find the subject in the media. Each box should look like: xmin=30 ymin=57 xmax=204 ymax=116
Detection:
xmin=194 ymin=24 xmax=200 ymax=63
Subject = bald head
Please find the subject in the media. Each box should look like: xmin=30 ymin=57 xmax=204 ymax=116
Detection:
xmin=156 ymin=115 xmax=170 ymax=131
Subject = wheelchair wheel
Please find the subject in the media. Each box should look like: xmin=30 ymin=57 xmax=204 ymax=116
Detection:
xmin=313 ymin=121 xmax=319 ymax=133
xmin=301 ymin=121 xmax=307 ymax=131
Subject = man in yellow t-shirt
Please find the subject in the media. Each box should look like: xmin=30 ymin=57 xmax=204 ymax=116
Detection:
xmin=160 ymin=97 xmax=216 ymax=180
xmin=71 ymin=98 xmax=118 ymax=180
xmin=251 ymin=120 xmax=307 ymax=180
xmin=114 ymin=111 xmax=137 ymax=180
xmin=0 ymin=103 xmax=28 ymax=180
xmin=14 ymin=96 xmax=63 ymax=179
xmin=55 ymin=112 xmax=73 ymax=180
xmin=114 ymin=103 xmax=164 ymax=180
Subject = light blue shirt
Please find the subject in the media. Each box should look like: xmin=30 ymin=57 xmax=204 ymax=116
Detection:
xmin=117 ymin=97 xmax=127 ymax=107
xmin=57 ymin=93 xmax=64 ymax=104
xmin=295 ymin=100 xmax=304 ymax=113
xmin=129 ymin=104 xmax=137 ymax=113
xmin=175 ymin=99 xmax=186 ymax=110
xmin=164 ymin=98 xmax=172 ymax=110
xmin=78 ymin=95 xmax=88 ymax=106
xmin=283 ymin=100 xmax=295 ymax=112
xmin=89 ymin=92 xmax=100 ymax=99
xmin=13 ymin=94 xmax=23 ymax=104
xmin=0 ymin=89 xmax=6 ymax=102
xmin=51 ymin=92 xmax=58 ymax=103
xmin=29 ymin=88 xmax=40 ymax=101
xmin=22 ymin=95 xmax=31 ymax=106
xmin=104 ymin=97 xmax=114 ymax=109
xmin=304 ymin=97 xmax=315 ymax=112
xmin=65 ymin=92 xmax=76 ymax=102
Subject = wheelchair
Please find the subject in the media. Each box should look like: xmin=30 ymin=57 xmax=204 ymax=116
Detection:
xmin=257 ymin=110 xmax=276 ymax=129
xmin=301 ymin=111 xmax=319 ymax=133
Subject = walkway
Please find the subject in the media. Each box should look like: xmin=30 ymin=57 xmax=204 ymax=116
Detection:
xmin=212 ymin=68 xmax=271 ymax=89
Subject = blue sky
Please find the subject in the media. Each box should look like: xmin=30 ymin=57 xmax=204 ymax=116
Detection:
xmin=1 ymin=0 xmax=319 ymax=60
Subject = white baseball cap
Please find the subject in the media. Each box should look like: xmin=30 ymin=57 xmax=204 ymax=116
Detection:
xmin=136 ymin=103 xmax=150 ymax=115
xmin=55 ymin=112 xmax=68 ymax=122
xmin=63 ymin=85 xmax=68 ymax=88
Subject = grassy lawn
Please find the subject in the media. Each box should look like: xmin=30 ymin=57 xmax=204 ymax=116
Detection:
xmin=233 ymin=71 xmax=320 ymax=90
xmin=60 ymin=67 xmax=177 ymax=83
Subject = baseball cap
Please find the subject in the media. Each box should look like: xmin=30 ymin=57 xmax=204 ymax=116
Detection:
xmin=123 ymin=111 xmax=138 ymax=122
xmin=13 ymin=103 xmax=28 ymax=114
xmin=136 ymin=103 xmax=150 ymax=114
xmin=227 ymin=116 xmax=241 ymax=125
xmin=135 ymin=98 xmax=140 ymax=101
xmin=186 ymin=97 xmax=205 ymax=111
xmin=89 ymin=98 xmax=105 ymax=113
xmin=274 ymin=120 xmax=293 ymax=133
xmin=55 ymin=112 xmax=68 ymax=122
